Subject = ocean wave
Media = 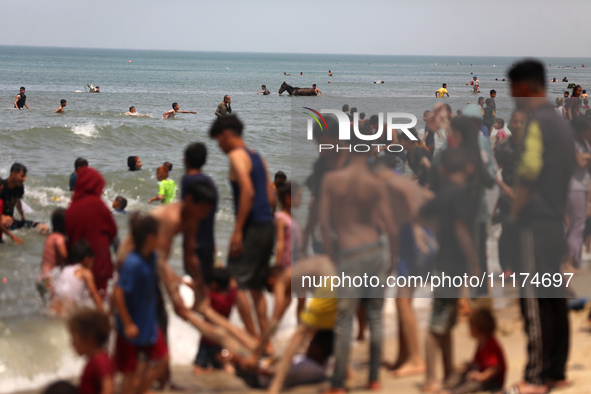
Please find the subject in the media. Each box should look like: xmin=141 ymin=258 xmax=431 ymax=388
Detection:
xmin=71 ymin=122 xmax=98 ymax=138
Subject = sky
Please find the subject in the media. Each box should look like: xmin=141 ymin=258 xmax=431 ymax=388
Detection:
xmin=1 ymin=0 xmax=590 ymax=57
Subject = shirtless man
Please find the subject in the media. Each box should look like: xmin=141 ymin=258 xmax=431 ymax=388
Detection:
xmin=125 ymin=106 xmax=151 ymax=117
xmin=14 ymin=87 xmax=29 ymax=109
xmin=117 ymin=178 xmax=258 ymax=388
xmin=163 ymin=102 xmax=196 ymax=119
xmin=54 ymin=99 xmax=67 ymax=113
xmin=312 ymin=84 xmax=323 ymax=96
xmin=320 ymin=134 xmax=398 ymax=393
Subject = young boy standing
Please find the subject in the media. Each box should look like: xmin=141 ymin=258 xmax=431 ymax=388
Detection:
xmin=113 ymin=213 xmax=168 ymax=394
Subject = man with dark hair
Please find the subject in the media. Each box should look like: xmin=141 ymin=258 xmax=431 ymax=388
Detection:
xmin=70 ymin=158 xmax=89 ymax=192
xmin=507 ymin=59 xmax=574 ymax=394
xmin=436 ymin=83 xmax=449 ymax=98
xmin=55 ymin=99 xmax=67 ymax=113
xmin=209 ymin=115 xmax=275 ymax=343
xmin=215 ymin=95 xmax=232 ymax=117
xmin=489 ymin=89 xmax=497 ymax=110
xmin=163 ymin=102 xmax=196 ymax=119
xmin=257 ymin=85 xmax=271 ymax=95
xmin=14 ymin=86 xmax=29 ymax=109
xmin=312 ymin=84 xmax=323 ymax=96
xmin=182 ymin=142 xmax=218 ymax=283
xmin=342 ymin=104 xmax=350 ymax=115
xmin=1 ymin=163 xmax=49 ymax=233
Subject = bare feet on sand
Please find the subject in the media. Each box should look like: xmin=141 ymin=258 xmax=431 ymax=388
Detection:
xmin=391 ymin=361 xmax=427 ymax=378
xmin=421 ymin=381 xmax=441 ymax=393
xmin=367 ymin=381 xmax=381 ymax=390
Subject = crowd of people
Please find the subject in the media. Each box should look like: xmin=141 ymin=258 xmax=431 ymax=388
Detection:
xmin=2 ymin=58 xmax=591 ymax=394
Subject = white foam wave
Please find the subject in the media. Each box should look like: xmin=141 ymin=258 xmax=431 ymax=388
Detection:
xmin=71 ymin=122 xmax=98 ymax=138
xmin=25 ymin=187 xmax=71 ymax=209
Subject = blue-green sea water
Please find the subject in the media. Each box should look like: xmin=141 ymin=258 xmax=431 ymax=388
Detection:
xmin=1 ymin=46 xmax=590 ymax=392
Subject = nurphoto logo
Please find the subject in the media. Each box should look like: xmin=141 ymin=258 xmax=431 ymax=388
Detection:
xmin=303 ymin=107 xmax=418 ymax=152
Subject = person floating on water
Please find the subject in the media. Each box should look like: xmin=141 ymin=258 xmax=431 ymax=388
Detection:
xmin=55 ymin=99 xmax=67 ymax=113
xmin=125 ymin=106 xmax=151 ymax=117
xmin=14 ymin=86 xmax=29 ymax=109
xmin=435 ymin=83 xmax=449 ymax=97
xmin=312 ymin=84 xmax=323 ymax=96
xmin=257 ymin=85 xmax=271 ymax=95
xmin=215 ymin=95 xmax=232 ymax=117
xmin=163 ymin=102 xmax=196 ymax=119
xmin=284 ymin=72 xmax=290 ymax=76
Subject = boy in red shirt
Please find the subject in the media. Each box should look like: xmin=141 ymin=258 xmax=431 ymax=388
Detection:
xmin=441 ymin=308 xmax=506 ymax=394
xmin=193 ymin=267 xmax=237 ymax=374
xmin=68 ymin=308 xmax=114 ymax=394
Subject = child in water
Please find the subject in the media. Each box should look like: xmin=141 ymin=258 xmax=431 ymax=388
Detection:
xmin=112 ymin=196 xmax=128 ymax=214
xmin=0 ymin=181 xmax=23 ymax=245
xmin=68 ymin=308 xmax=114 ymax=394
xmin=127 ymin=156 xmax=142 ymax=171
xmin=51 ymin=240 xmax=104 ymax=316
xmin=36 ymin=208 xmax=68 ymax=301
xmin=148 ymin=165 xmax=177 ymax=205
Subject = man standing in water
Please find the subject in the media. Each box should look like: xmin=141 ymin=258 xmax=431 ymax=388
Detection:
xmin=473 ymin=76 xmax=480 ymax=93
xmin=14 ymin=87 xmax=29 ymax=109
xmin=209 ymin=115 xmax=275 ymax=345
xmin=215 ymin=95 xmax=232 ymax=117
xmin=507 ymin=59 xmax=574 ymax=394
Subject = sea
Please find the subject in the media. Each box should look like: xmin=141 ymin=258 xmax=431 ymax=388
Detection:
xmin=0 ymin=46 xmax=590 ymax=392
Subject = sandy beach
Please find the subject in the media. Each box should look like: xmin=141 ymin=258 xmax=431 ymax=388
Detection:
xmin=15 ymin=297 xmax=591 ymax=394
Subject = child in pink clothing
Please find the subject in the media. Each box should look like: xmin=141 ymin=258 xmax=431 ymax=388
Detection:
xmin=275 ymin=182 xmax=302 ymax=268
xmin=493 ymin=118 xmax=508 ymax=150
xmin=36 ymin=208 xmax=68 ymax=301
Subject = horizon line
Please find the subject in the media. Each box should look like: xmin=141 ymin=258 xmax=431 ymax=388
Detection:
xmin=0 ymin=44 xmax=589 ymax=60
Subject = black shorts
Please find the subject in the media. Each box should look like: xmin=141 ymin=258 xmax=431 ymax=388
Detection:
xmin=227 ymin=221 xmax=275 ymax=290
xmin=9 ymin=219 xmax=39 ymax=230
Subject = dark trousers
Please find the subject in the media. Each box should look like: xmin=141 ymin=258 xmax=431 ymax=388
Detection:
xmin=520 ymin=298 xmax=569 ymax=385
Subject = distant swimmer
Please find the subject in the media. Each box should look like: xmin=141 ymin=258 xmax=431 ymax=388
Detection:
xmin=163 ymin=102 xmax=196 ymax=119
xmin=257 ymin=85 xmax=271 ymax=95
xmin=284 ymin=72 xmax=291 ymax=76
xmin=300 ymin=72 xmax=303 ymax=76
xmin=328 ymin=70 xmax=333 ymax=76
xmin=312 ymin=84 xmax=323 ymax=96
xmin=215 ymin=95 xmax=232 ymax=118
xmin=435 ymin=83 xmax=450 ymax=97
xmin=562 ymin=77 xmax=568 ymax=82
xmin=551 ymin=77 xmax=558 ymax=83
xmin=94 ymin=86 xmax=101 ymax=93
xmin=14 ymin=86 xmax=29 ymax=109
xmin=54 ymin=99 xmax=67 ymax=113
xmin=373 ymin=80 xmax=385 ymax=84
xmin=125 ymin=106 xmax=152 ymax=117
xmin=127 ymin=156 xmax=143 ymax=171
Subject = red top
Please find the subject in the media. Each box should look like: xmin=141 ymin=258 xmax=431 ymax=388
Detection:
xmin=200 ymin=287 xmax=237 ymax=346
xmin=79 ymin=351 xmax=114 ymax=394
xmin=473 ymin=336 xmax=506 ymax=386
xmin=65 ymin=167 xmax=117 ymax=292
xmin=0 ymin=200 xmax=3 ymax=241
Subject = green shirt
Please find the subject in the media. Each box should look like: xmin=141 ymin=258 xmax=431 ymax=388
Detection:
xmin=158 ymin=179 xmax=177 ymax=204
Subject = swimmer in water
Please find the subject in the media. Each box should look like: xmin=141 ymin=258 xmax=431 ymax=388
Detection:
xmin=312 ymin=84 xmax=323 ymax=96
xmin=163 ymin=102 xmax=196 ymax=119
xmin=125 ymin=106 xmax=152 ymax=117
xmin=328 ymin=70 xmax=333 ymax=76
xmin=54 ymin=99 xmax=67 ymax=113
